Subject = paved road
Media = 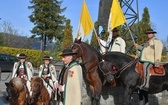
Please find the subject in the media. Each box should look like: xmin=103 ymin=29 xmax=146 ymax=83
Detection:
xmin=0 ymin=72 xmax=11 ymax=105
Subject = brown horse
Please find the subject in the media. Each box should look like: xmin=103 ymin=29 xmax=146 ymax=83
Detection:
xmin=72 ymin=38 xmax=168 ymax=105
xmin=71 ymin=38 xmax=104 ymax=105
xmin=6 ymin=77 xmax=27 ymax=105
xmin=29 ymin=76 xmax=50 ymax=105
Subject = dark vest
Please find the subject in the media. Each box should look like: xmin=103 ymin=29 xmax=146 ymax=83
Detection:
xmin=16 ymin=62 xmax=27 ymax=77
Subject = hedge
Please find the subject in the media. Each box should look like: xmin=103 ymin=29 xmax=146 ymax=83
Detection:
xmin=1 ymin=46 xmax=167 ymax=68
xmin=0 ymin=46 xmax=50 ymax=68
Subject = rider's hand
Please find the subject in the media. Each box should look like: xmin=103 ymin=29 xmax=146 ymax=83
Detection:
xmin=134 ymin=55 xmax=138 ymax=59
xmin=96 ymin=36 xmax=100 ymax=40
xmin=42 ymin=75 xmax=48 ymax=79
xmin=58 ymin=85 xmax=64 ymax=92
xmin=155 ymin=64 xmax=160 ymax=68
xmin=24 ymin=77 xmax=28 ymax=81
xmin=55 ymin=82 xmax=59 ymax=88
xmin=134 ymin=43 xmax=138 ymax=47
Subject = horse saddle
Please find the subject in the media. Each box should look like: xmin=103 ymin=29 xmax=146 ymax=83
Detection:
xmin=136 ymin=62 xmax=165 ymax=78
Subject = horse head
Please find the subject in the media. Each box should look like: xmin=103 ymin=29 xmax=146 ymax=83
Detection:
xmin=7 ymin=77 xmax=24 ymax=99
xmin=30 ymin=76 xmax=43 ymax=103
xmin=99 ymin=59 xmax=117 ymax=82
xmin=71 ymin=38 xmax=83 ymax=59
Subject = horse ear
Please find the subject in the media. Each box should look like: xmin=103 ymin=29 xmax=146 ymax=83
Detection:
xmin=74 ymin=38 xmax=77 ymax=43
xmin=5 ymin=82 xmax=9 ymax=87
xmin=75 ymin=37 xmax=81 ymax=44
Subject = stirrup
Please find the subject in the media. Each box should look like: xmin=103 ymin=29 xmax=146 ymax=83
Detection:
xmin=140 ymin=86 xmax=148 ymax=91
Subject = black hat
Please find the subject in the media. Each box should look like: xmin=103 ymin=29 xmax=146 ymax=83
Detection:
xmin=43 ymin=56 xmax=53 ymax=60
xmin=145 ymin=29 xmax=157 ymax=34
xmin=112 ymin=28 xmax=119 ymax=32
xmin=59 ymin=48 xmax=77 ymax=56
xmin=17 ymin=53 xmax=26 ymax=59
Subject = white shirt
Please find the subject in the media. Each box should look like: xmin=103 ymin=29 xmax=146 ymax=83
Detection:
xmin=99 ymin=32 xmax=126 ymax=53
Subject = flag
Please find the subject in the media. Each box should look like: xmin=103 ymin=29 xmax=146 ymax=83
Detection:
xmin=108 ymin=0 xmax=126 ymax=31
xmin=77 ymin=0 xmax=94 ymax=37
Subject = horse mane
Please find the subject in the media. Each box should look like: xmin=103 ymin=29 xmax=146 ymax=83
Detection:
xmin=6 ymin=77 xmax=27 ymax=105
xmin=103 ymin=51 xmax=134 ymax=62
xmin=10 ymin=77 xmax=24 ymax=92
xmin=30 ymin=76 xmax=50 ymax=105
xmin=82 ymin=42 xmax=102 ymax=61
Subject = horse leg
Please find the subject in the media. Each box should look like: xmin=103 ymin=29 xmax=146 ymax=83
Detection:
xmin=138 ymin=90 xmax=149 ymax=105
xmin=124 ymin=86 xmax=133 ymax=105
xmin=89 ymin=85 xmax=101 ymax=105
xmin=138 ymin=90 xmax=144 ymax=105
xmin=89 ymin=85 xmax=96 ymax=105
xmin=143 ymin=91 xmax=149 ymax=105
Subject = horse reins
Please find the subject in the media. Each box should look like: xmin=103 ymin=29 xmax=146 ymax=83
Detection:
xmin=99 ymin=60 xmax=114 ymax=76
xmin=115 ymin=58 xmax=138 ymax=78
xmin=100 ymin=58 xmax=138 ymax=78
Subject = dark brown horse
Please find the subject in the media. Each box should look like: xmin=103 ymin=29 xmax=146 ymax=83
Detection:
xmin=6 ymin=77 xmax=27 ymax=105
xmin=71 ymin=38 xmax=104 ymax=105
xmin=29 ymin=76 xmax=50 ymax=105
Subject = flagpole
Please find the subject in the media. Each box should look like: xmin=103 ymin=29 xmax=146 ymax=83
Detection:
xmin=93 ymin=28 xmax=100 ymax=44
xmin=125 ymin=23 xmax=135 ymax=44
xmin=93 ymin=28 xmax=104 ymax=53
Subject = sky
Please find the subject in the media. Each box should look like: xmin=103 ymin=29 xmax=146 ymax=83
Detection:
xmin=0 ymin=0 xmax=168 ymax=42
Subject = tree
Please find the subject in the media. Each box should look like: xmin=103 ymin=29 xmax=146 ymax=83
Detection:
xmin=137 ymin=7 xmax=151 ymax=44
xmin=90 ymin=21 xmax=99 ymax=50
xmin=0 ymin=33 xmax=4 ymax=46
xmin=0 ymin=21 xmax=32 ymax=48
xmin=124 ymin=7 xmax=152 ymax=54
xmin=28 ymin=0 xmax=66 ymax=50
xmin=61 ymin=19 xmax=73 ymax=49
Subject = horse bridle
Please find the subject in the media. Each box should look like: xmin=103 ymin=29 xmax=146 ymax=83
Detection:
xmin=99 ymin=60 xmax=116 ymax=76
xmin=72 ymin=43 xmax=101 ymax=74
xmin=72 ymin=43 xmax=83 ymax=57
xmin=99 ymin=58 xmax=138 ymax=78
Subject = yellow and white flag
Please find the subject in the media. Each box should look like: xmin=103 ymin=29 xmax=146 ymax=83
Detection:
xmin=77 ymin=0 xmax=94 ymax=38
xmin=108 ymin=0 xmax=126 ymax=31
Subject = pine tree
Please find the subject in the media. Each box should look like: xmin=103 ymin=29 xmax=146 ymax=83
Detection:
xmin=28 ymin=0 xmax=66 ymax=50
xmin=61 ymin=19 xmax=73 ymax=49
xmin=137 ymin=7 xmax=151 ymax=44
xmin=90 ymin=21 xmax=99 ymax=50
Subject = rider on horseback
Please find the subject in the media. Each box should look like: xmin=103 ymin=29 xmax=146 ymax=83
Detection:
xmin=11 ymin=53 xmax=34 ymax=94
xmin=134 ymin=28 xmax=163 ymax=90
xmin=38 ymin=55 xmax=57 ymax=101
xmin=97 ymin=28 xmax=126 ymax=54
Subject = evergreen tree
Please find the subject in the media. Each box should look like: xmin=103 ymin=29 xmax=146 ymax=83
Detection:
xmin=125 ymin=7 xmax=151 ymax=54
xmin=90 ymin=21 xmax=99 ymax=50
xmin=84 ymin=39 xmax=89 ymax=44
xmin=50 ymin=38 xmax=62 ymax=59
xmin=28 ymin=0 xmax=66 ymax=50
xmin=137 ymin=7 xmax=151 ymax=44
xmin=61 ymin=19 xmax=73 ymax=49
